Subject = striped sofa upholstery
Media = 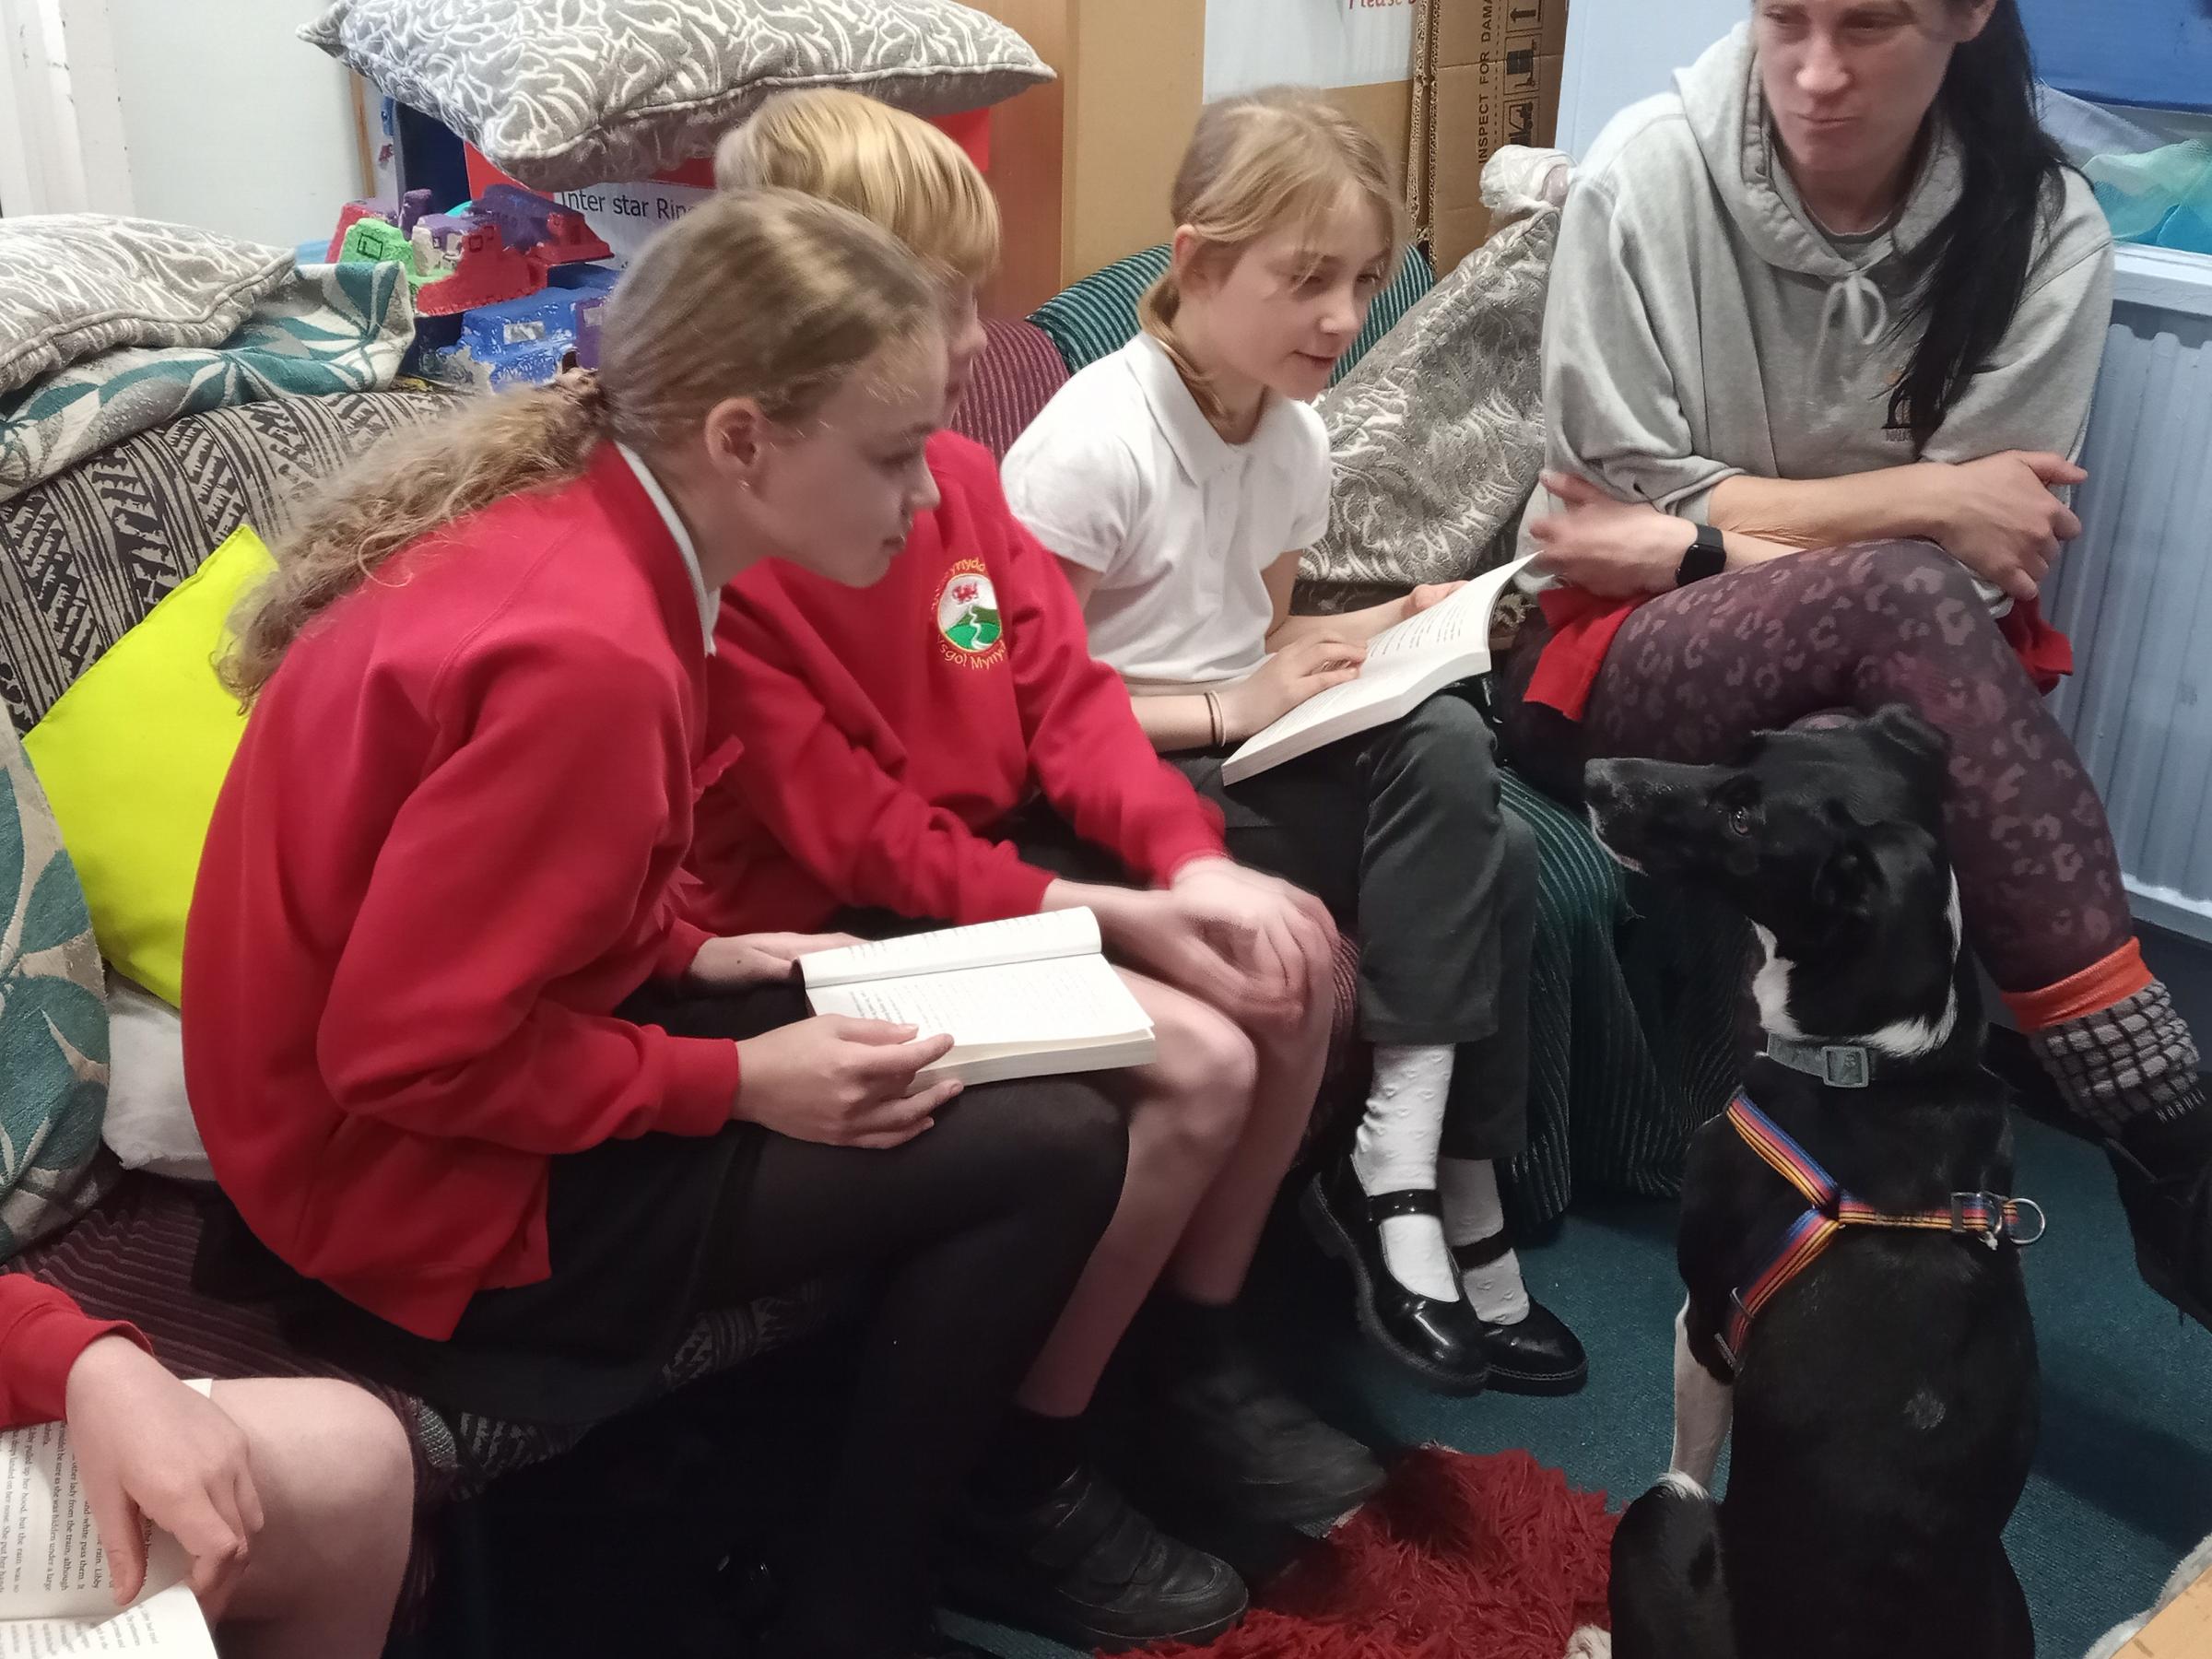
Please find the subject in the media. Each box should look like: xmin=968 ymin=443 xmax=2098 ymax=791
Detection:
xmin=945 ymin=317 xmax=1071 ymax=461
xmin=1025 ymin=248 xmax=1746 ymax=1234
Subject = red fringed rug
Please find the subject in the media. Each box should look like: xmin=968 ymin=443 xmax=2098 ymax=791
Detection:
xmin=1141 ymin=1448 xmax=1616 ymax=1659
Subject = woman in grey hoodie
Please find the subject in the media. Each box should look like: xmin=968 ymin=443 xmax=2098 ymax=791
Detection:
xmin=1498 ymin=0 xmax=2211 ymax=1327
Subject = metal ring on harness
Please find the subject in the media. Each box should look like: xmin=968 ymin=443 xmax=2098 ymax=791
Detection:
xmin=2002 ymin=1195 xmax=2048 ymax=1247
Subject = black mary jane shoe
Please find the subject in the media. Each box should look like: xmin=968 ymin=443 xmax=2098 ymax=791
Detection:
xmin=1449 ymin=1233 xmax=1589 ymax=1395
xmin=1300 ymin=1155 xmax=1490 ymax=1394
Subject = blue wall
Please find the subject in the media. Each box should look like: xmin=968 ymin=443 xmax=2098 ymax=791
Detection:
xmin=2020 ymin=0 xmax=2212 ymax=113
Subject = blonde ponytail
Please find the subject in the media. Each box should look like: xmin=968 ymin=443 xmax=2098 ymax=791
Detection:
xmin=1141 ymin=88 xmax=1406 ymax=421
xmin=224 ymin=189 xmax=937 ymax=700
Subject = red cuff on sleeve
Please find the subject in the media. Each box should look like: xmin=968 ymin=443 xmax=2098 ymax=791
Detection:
xmin=2 ymin=1291 xmax=150 ymax=1429
xmin=654 ymin=917 xmax=712 ymax=983
xmin=657 ymin=1035 xmax=744 ymax=1138
xmin=956 ymin=859 xmax=1058 ymax=926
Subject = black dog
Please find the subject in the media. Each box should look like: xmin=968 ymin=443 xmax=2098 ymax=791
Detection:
xmin=1586 ymin=708 xmax=2042 ymax=1659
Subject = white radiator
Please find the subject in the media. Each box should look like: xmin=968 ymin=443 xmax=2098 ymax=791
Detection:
xmin=2044 ymin=245 xmax=2212 ymax=946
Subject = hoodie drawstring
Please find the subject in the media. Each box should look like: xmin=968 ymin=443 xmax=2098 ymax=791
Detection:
xmin=1818 ymin=268 xmax=1891 ymax=361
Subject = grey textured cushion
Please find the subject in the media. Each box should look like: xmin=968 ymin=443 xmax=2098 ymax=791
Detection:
xmin=0 ymin=217 xmax=292 ymax=399
xmin=1301 ymin=148 xmax=1571 ymax=611
xmin=303 ymin=0 xmax=1052 ymax=192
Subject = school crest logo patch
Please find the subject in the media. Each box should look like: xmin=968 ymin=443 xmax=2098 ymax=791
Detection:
xmin=935 ymin=560 xmax=1006 ymax=665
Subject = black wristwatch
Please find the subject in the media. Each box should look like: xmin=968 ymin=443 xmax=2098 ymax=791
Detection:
xmin=1675 ymin=523 xmax=1727 ymax=587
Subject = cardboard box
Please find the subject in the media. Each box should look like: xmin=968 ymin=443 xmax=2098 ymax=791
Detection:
xmin=1420 ymin=0 xmax=1566 ymax=272
xmin=1437 ymin=0 xmax=1567 ymax=72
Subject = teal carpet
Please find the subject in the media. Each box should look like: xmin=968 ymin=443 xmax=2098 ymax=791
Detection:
xmin=952 ymin=1115 xmax=2212 ymax=1659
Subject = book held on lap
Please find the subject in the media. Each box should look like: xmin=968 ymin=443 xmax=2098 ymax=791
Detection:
xmin=1219 ymin=555 xmax=1538 ymax=785
xmin=799 ymin=909 xmax=1156 ymax=1088
xmin=1 ymin=1385 xmax=218 ymax=1654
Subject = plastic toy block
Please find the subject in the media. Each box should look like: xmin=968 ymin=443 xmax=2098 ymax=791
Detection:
xmin=476 ymin=182 xmax=614 ymax=265
xmin=412 ymin=220 xmax=549 ymax=317
xmin=324 ymin=197 xmax=395 ymax=263
xmin=337 ymin=217 xmax=438 ymax=293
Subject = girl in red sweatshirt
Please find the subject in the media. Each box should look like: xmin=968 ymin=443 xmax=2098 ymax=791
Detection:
xmin=0 ymin=1276 xmax=411 ymax=1656
xmin=182 ymin=192 xmax=1128 ymax=1659
xmin=701 ymin=93 xmax=1375 ymax=1653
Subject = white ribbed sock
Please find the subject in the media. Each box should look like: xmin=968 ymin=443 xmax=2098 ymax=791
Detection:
xmin=1440 ymin=1156 xmax=1530 ymax=1324
xmin=1350 ymin=1045 xmax=1459 ymax=1301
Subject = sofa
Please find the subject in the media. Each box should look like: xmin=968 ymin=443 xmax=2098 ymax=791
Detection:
xmin=0 ymin=242 xmax=1741 ymax=1633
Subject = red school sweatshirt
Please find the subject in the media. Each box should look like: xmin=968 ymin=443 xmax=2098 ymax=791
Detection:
xmin=683 ymin=432 xmax=1224 ymax=935
xmin=0 ymin=1277 xmax=147 ymax=1429
xmin=183 ymin=448 xmax=742 ymax=1342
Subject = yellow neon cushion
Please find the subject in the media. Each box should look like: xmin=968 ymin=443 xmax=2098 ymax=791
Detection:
xmin=24 ymin=525 xmax=275 ymax=1006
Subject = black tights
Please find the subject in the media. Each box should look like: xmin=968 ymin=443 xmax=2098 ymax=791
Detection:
xmin=693 ymin=1023 xmax=1128 ymax=1653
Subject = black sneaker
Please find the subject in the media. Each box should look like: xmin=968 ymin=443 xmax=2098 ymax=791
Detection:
xmin=1136 ymin=1345 xmax=1386 ymax=1528
xmin=942 ymin=1461 xmax=1248 ymax=1652
xmin=2107 ymin=1137 xmax=2212 ymax=1330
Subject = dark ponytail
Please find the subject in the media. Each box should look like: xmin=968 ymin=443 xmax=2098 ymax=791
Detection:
xmin=1887 ymin=0 xmax=2066 ymax=452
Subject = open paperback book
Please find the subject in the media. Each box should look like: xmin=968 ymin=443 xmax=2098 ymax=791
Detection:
xmin=0 ymin=1385 xmax=218 ymax=1655
xmin=1220 ymin=554 xmax=1538 ymax=785
xmin=799 ymin=909 xmax=1156 ymax=1088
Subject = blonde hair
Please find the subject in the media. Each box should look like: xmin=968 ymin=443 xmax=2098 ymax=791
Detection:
xmin=714 ymin=89 xmax=1000 ymax=287
xmin=1142 ymin=88 xmax=1406 ymax=419
xmin=223 ymin=189 xmax=939 ymax=700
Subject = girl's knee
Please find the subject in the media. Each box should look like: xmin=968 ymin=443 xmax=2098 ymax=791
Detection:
xmin=1149 ymin=995 xmax=1260 ymax=1152
xmin=317 ymin=1384 xmax=416 ymax=1525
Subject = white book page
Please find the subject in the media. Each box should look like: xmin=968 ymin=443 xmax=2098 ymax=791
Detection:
xmin=0 ymin=1584 xmax=218 ymax=1656
xmin=1362 ymin=554 xmax=1537 ymax=665
xmin=2 ymin=1386 xmax=207 ymax=1626
xmin=1220 ymin=556 xmax=1535 ymax=782
xmin=1220 ymin=653 xmax=1433 ymax=757
xmin=809 ymin=956 xmax=1151 ymax=1053
xmin=799 ymin=910 xmax=1101 ymax=991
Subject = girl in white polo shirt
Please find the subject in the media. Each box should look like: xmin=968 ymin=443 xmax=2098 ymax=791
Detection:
xmin=1005 ymin=88 xmax=1584 ymax=1397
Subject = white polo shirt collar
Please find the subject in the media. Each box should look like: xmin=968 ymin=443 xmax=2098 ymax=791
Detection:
xmin=616 ymin=441 xmax=718 ymax=656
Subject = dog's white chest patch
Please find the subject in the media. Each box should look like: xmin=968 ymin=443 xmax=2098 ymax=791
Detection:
xmin=1750 ymin=925 xmax=1803 ymax=1039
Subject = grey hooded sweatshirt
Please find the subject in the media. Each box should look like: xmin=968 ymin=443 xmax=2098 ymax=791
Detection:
xmin=1518 ymin=22 xmax=2114 ymax=572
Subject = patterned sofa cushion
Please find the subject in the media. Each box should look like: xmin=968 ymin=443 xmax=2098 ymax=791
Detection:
xmin=1304 ymin=148 xmax=1566 ymax=613
xmin=1030 ymin=244 xmax=1438 ymax=382
xmin=0 ymin=389 xmax=455 ymax=733
xmin=301 ymin=0 xmax=1050 ymax=194
xmin=0 ymin=716 xmax=111 ymax=1259
xmin=0 ymin=217 xmax=292 ymax=399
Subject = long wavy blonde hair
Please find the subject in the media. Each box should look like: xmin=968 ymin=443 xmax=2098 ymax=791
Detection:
xmin=1141 ymin=88 xmax=1406 ymax=422
xmin=223 ymin=188 xmax=939 ymax=700
xmin=714 ymin=88 xmax=1001 ymax=288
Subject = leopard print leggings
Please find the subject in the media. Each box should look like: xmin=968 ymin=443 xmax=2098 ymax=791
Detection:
xmin=1498 ymin=540 xmax=2128 ymax=995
